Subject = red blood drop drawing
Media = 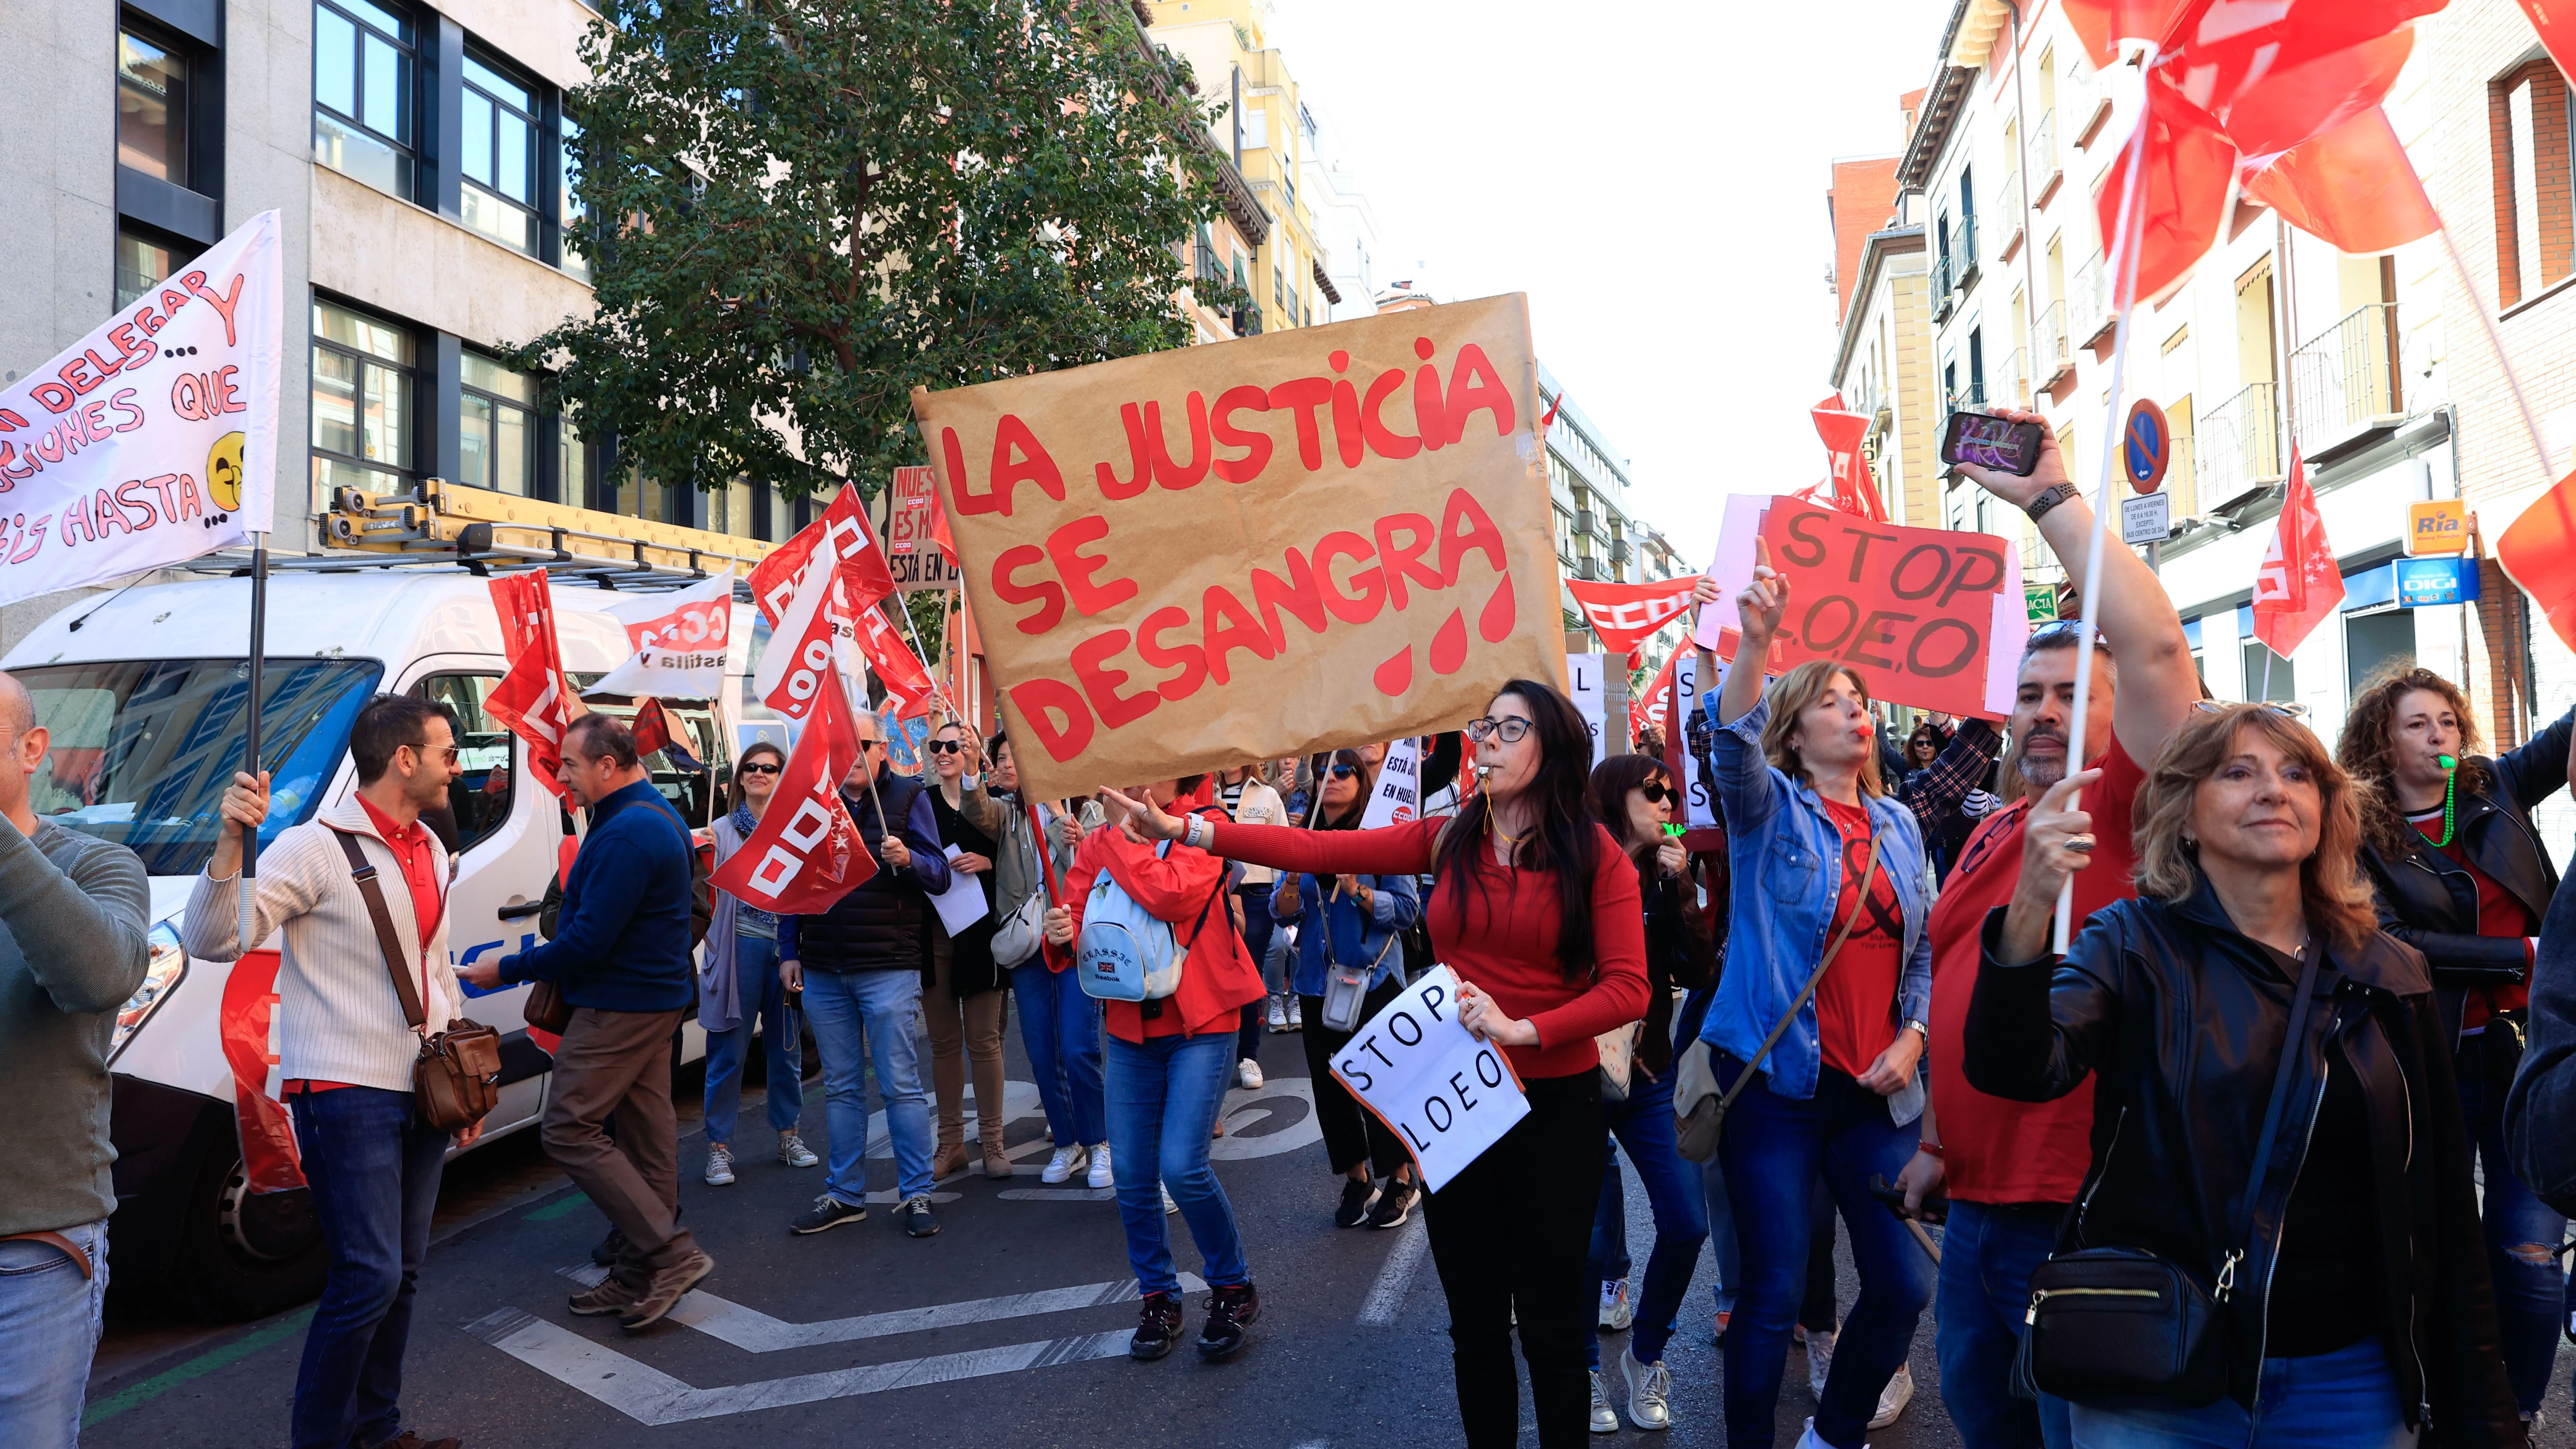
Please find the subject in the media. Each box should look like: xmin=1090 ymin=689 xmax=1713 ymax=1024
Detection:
xmin=1478 ymin=573 xmax=1516 ymax=642
xmin=1374 ymin=644 xmax=1414 ymax=697
xmin=1430 ymin=608 xmax=1468 ymax=676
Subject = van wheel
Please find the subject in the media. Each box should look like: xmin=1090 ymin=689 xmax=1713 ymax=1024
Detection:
xmin=172 ymin=1148 xmax=327 ymax=1320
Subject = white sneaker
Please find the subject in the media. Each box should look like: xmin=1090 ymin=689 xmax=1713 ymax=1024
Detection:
xmin=702 ymin=1144 xmax=735 ymax=1186
xmin=1588 ymin=1368 xmax=1620 ymax=1433
xmin=1622 ymin=1346 xmax=1673 ymax=1432
xmin=1599 ymin=1276 xmax=1635 ymax=1331
xmin=1041 ymin=1144 xmax=1089 ymax=1184
xmin=1869 ymin=1362 xmax=1914 ymax=1430
xmin=1287 ymin=996 xmax=1303 ymax=1030
xmin=1806 ymin=1327 xmax=1836 ymax=1401
xmin=775 ymin=1131 xmax=819 ymax=1168
xmin=1087 ymin=1142 xmax=1114 ymax=1189
xmin=1160 ymin=1179 xmax=1179 ymax=1214
xmin=1266 ymin=996 xmax=1290 ymax=1031
xmin=1238 ymin=1057 xmax=1264 ymax=1090
xmin=1795 ymin=1416 xmax=1852 ymax=1449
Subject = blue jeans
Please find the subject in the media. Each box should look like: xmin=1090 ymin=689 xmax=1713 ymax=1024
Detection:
xmin=1105 ymin=1030 xmax=1249 ymax=1295
xmin=0 ymin=1219 xmax=106 ymax=1449
xmin=2067 ymin=1337 xmax=2415 ymax=1448
xmin=287 ymin=1084 xmax=450 ymax=1449
xmin=2457 ymin=1030 xmax=2563 ymax=1414
xmin=1717 ymin=1060 xmax=1934 ymax=1449
xmin=800 ymin=968 xmax=932 ymax=1203
xmin=1585 ymin=1066 xmax=1709 ymax=1368
xmin=1938 ymin=1199 xmax=2072 ymax=1449
xmin=703 ymin=935 xmax=803 ymax=1146
xmin=1235 ymin=886 xmax=1277 ymax=1060
xmin=1011 ymin=961 xmax=1105 ymax=1148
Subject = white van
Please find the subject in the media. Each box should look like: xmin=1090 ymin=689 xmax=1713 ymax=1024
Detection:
xmin=4 ymin=569 xmax=762 ymax=1318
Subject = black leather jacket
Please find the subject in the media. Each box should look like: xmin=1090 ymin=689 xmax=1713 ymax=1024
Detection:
xmin=2509 ymin=852 xmax=2576 ymax=1215
xmin=1965 ymin=878 xmax=2517 ymax=1441
xmin=2358 ymin=705 xmax=2572 ymax=1043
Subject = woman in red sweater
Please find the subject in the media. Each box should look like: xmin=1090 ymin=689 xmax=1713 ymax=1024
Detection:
xmin=1040 ymin=774 xmax=1267 ymax=1364
xmin=1104 ymin=680 xmax=1649 ymax=1448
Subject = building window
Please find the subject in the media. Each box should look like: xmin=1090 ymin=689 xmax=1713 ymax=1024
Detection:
xmin=459 ymin=352 xmax=535 ymax=495
xmin=313 ymin=0 xmax=416 ymax=200
xmin=310 ymin=299 xmax=418 ymax=500
xmin=117 ymin=28 xmax=189 ymax=184
xmin=460 ymin=56 xmax=540 ymax=255
xmin=2494 ymin=61 xmax=2574 ymax=308
xmin=114 ymin=225 xmax=181 ymax=310
xmin=559 ymin=114 xmax=591 ymax=282
xmin=557 ymin=402 xmax=591 ymax=505
xmin=708 ymin=478 xmax=766 ymax=537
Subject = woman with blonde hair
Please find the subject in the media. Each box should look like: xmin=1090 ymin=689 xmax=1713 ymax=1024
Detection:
xmin=1967 ymin=702 xmax=2517 ymax=1445
xmin=1696 ymin=541 xmax=1935 ymax=1449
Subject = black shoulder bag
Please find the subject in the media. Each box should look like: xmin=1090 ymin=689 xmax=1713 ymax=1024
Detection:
xmin=2011 ymin=937 xmax=2325 ymax=1407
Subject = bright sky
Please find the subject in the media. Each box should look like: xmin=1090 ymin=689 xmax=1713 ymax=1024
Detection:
xmin=1270 ymin=0 xmax=1953 ymax=562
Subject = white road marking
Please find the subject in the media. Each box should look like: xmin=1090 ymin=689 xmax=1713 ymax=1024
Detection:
xmin=1357 ymin=1216 xmax=1430 ymax=1327
xmin=997 ymin=1186 xmax=1117 ymax=1202
xmin=464 ymin=1309 xmax=1133 ymax=1424
xmin=553 ymin=1264 xmax=1202 ymax=1351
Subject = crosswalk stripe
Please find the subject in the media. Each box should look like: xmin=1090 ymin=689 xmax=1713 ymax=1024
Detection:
xmin=1357 ymin=1216 xmax=1429 ymax=1327
xmin=551 ymin=1263 xmax=1204 ymax=1352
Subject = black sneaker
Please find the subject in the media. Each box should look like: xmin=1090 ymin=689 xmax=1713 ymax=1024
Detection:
xmin=789 ymin=1193 xmax=868 ymax=1235
xmin=901 ymin=1195 xmax=939 ymax=1238
xmin=1131 ymin=1289 xmax=1184 ymax=1359
xmin=590 ymin=1225 xmax=628 ymax=1266
xmin=1368 ymin=1177 xmax=1420 ymax=1229
xmin=1197 ymin=1281 xmax=1260 ymax=1360
xmin=1333 ymin=1176 xmax=1381 ymax=1229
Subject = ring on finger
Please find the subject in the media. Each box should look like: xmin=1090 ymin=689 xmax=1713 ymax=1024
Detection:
xmin=2065 ymin=835 xmax=2096 ymax=854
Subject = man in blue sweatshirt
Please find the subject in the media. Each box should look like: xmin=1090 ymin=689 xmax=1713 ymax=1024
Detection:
xmin=465 ymin=713 xmax=709 ymax=1331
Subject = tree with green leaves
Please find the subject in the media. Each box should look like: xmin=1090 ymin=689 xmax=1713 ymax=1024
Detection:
xmin=519 ymin=0 xmax=1242 ymax=508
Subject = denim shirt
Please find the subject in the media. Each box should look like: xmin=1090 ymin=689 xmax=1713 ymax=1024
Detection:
xmin=1277 ymin=868 xmax=1420 ymax=998
xmin=1700 ymin=686 xmax=1933 ymax=1121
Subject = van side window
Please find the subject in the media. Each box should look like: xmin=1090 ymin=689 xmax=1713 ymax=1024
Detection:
xmin=413 ymin=674 xmax=516 ymax=853
xmin=577 ymin=694 xmax=728 ymax=829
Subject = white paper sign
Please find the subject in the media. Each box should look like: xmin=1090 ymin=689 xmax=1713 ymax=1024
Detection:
xmin=589 ymin=573 xmax=736 ymax=700
xmin=1692 ymin=493 xmax=1772 ymax=649
xmin=0 ymin=212 xmax=283 ymax=605
xmin=1359 ymin=734 xmax=1422 ymax=829
xmin=1567 ymin=653 xmax=1609 ymax=765
xmin=930 ymin=843 xmax=990 ymax=936
xmin=1674 ymin=652 xmax=1717 ymax=830
xmin=1328 ymin=966 xmax=1529 ymax=1193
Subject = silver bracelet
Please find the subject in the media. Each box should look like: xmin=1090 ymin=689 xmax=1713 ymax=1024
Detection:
xmin=1186 ymin=816 xmax=1211 ymax=850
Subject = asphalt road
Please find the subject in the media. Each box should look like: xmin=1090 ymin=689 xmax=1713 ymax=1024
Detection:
xmin=76 ymin=1013 xmax=2576 ymax=1448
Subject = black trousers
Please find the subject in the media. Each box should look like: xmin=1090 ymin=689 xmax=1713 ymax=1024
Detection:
xmin=1297 ymin=976 xmax=1410 ymax=1178
xmin=1422 ymin=1071 xmax=1606 ymax=1449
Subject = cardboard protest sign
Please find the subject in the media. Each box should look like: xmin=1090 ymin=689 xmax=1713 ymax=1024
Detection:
xmin=0 ymin=211 xmax=282 ymax=605
xmin=911 ymin=295 xmax=1563 ymax=801
xmin=590 ymin=574 xmax=735 ymax=700
xmin=1328 ymin=966 xmax=1528 ymax=1193
xmin=1358 ymin=734 xmax=1422 ymax=829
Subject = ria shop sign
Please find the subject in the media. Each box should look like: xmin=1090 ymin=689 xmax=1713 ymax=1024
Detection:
xmin=2406 ymin=499 xmax=2468 ymax=556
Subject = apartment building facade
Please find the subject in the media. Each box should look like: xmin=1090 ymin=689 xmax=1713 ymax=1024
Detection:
xmin=1880 ymin=0 xmax=2459 ymax=747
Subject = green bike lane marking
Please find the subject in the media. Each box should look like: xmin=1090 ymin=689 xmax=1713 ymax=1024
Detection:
xmin=82 ymin=1307 xmax=314 ymax=1429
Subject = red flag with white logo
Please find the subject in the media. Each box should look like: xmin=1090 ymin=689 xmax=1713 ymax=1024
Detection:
xmin=1632 ymin=648 xmax=1678 ymax=745
xmin=710 ymin=662 xmax=874 ymax=913
xmin=2495 ymin=465 xmax=2576 ymax=655
xmin=1567 ymin=578 xmax=1699 ymax=668
xmin=2250 ymin=448 xmax=2345 ymax=660
xmin=486 ymin=572 xmax=580 ymax=796
xmin=748 ymin=485 xmax=896 ymax=626
xmin=1813 ymin=397 xmax=1888 ymax=523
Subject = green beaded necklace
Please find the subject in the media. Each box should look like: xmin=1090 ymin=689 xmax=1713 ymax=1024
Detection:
xmin=2432 ymin=753 xmax=2459 ymax=847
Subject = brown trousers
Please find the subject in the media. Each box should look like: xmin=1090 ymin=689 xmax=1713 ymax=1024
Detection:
xmin=542 ymin=1006 xmax=696 ymax=1274
xmin=925 ymin=932 xmax=1008 ymax=1151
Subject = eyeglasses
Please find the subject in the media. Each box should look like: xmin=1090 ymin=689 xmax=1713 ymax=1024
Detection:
xmin=925 ymin=740 xmax=966 ymax=755
xmin=1328 ymin=763 xmax=1361 ymax=779
xmin=1464 ymin=716 xmax=1534 ymax=744
xmin=405 ymin=743 xmax=462 ymax=765
xmin=1637 ymin=781 xmax=1673 ymax=804
xmin=2028 ymin=620 xmax=2105 ymax=645
xmin=739 ymin=762 xmax=782 ymax=776
xmin=2196 ymin=700 xmax=2314 ymax=720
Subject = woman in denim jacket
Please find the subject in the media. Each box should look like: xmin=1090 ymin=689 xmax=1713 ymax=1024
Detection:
xmin=1698 ymin=543 xmax=1935 ymax=1449
xmin=1274 ymin=749 xmax=1424 ymax=1230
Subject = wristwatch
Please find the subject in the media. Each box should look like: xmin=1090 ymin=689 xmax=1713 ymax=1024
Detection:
xmin=2023 ymin=481 xmax=2080 ymax=523
xmin=1905 ymin=1017 xmax=1930 ymax=1040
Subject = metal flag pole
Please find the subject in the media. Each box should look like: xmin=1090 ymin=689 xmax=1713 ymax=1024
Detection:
xmin=236 ymin=531 xmax=269 ymax=950
xmin=2056 ymin=55 xmax=2153 ymax=954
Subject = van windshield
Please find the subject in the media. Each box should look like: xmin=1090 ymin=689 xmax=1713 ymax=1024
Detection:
xmin=16 ymin=658 xmax=387 ymax=876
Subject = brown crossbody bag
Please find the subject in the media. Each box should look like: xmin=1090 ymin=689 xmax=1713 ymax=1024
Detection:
xmin=331 ymin=830 xmax=502 ymax=1132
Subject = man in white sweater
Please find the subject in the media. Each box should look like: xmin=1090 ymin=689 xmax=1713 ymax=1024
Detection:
xmin=183 ymin=694 xmax=472 ymax=1449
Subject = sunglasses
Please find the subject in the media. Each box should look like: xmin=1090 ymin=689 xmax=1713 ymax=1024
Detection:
xmin=925 ymin=740 xmax=967 ymax=755
xmin=1464 ymin=716 xmax=1534 ymax=744
xmin=2028 ymin=620 xmax=2105 ymax=645
xmin=405 ymin=743 xmax=462 ymax=765
xmin=1328 ymin=763 xmax=1361 ymax=779
xmin=739 ymin=762 xmax=782 ymax=776
xmin=1636 ymin=781 xmax=1673 ymax=804
xmin=2196 ymin=700 xmax=2314 ymax=720
xmin=860 ymin=739 xmax=886 ymax=753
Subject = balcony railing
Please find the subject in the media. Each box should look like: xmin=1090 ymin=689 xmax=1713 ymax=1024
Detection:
xmin=2289 ymin=302 xmax=2404 ymax=454
xmin=2196 ymin=381 xmax=2283 ymax=503
xmin=1944 ymin=383 xmax=1988 ymax=420
xmin=1575 ymin=555 xmax=1602 ymax=581
xmin=1233 ymin=301 xmax=1263 ymax=336
xmin=1995 ymin=171 xmax=2025 ymax=258
xmin=1194 ymin=245 xmax=1227 ymax=287
xmin=1933 ymin=253 xmax=1958 ymax=318
xmin=2072 ymin=254 xmax=2115 ymax=346
xmin=2164 ymin=431 xmax=2200 ymax=521
xmin=2032 ymin=110 xmax=2060 ymax=201
xmin=2032 ymin=298 xmax=2072 ymax=387
xmin=1610 ymin=537 xmax=1633 ymax=564
xmin=1995 ymin=347 xmax=2029 ymax=409
xmin=1573 ymin=509 xmax=1598 ymax=537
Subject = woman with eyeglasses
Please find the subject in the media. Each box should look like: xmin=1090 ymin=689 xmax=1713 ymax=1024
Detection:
xmin=699 ymin=741 xmax=818 ymax=1185
xmin=1968 ymin=700 xmax=2518 ymax=1446
xmin=921 ymin=721 xmax=1012 ymax=1180
xmin=1270 ymin=749 xmax=1424 ymax=1230
xmin=1698 ymin=542 xmax=1934 ymax=1449
xmin=1101 ymin=675 xmax=1659 ymax=1448
xmin=1580 ymin=754 xmax=1715 ymax=1433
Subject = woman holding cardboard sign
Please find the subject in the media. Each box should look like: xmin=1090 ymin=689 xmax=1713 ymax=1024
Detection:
xmin=1696 ymin=537 xmax=1936 ymax=1449
xmin=1102 ymin=672 xmax=1666 ymax=1449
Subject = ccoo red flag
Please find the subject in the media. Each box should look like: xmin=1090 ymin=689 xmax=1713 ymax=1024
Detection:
xmin=2249 ymin=448 xmax=2345 ymax=660
xmin=2495 ymin=465 xmax=2576 ymax=656
xmin=2237 ymin=105 xmax=2440 ymax=254
xmin=1568 ymin=578 xmax=1700 ymax=666
xmin=2520 ymin=0 xmax=2576 ymax=84
xmin=748 ymin=484 xmax=897 ymax=626
xmin=709 ymin=661 xmax=874 ymax=913
xmin=485 ymin=572 xmax=580 ymax=796
xmin=1812 ymin=398 xmax=1888 ymax=523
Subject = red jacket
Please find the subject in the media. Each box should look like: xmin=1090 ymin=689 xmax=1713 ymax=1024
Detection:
xmin=1044 ymin=795 xmax=1264 ymax=1042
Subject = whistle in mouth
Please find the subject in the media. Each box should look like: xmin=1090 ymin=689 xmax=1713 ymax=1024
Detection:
xmin=2438 ymin=754 xmax=2458 ymax=771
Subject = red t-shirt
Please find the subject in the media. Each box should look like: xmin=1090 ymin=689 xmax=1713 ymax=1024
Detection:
xmin=288 ymin=799 xmax=447 ymax=1095
xmin=1814 ymin=798 xmax=1906 ymax=1079
xmin=1926 ymin=740 xmax=2145 ymax=1205
xmin=2411 ymin=809 xmax=2533 ymax=1030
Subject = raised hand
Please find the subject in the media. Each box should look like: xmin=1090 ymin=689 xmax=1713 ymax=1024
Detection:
xmin=1737 ymin=537 xmax=1788 ymax=643
xmin=1999 ymin=766 xmax=2102 ymax=964
xmin=1097 ymin=787 xmax=1186 ymax=842
xmin=1950 ymin=405 xmax=2069 ymax=510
